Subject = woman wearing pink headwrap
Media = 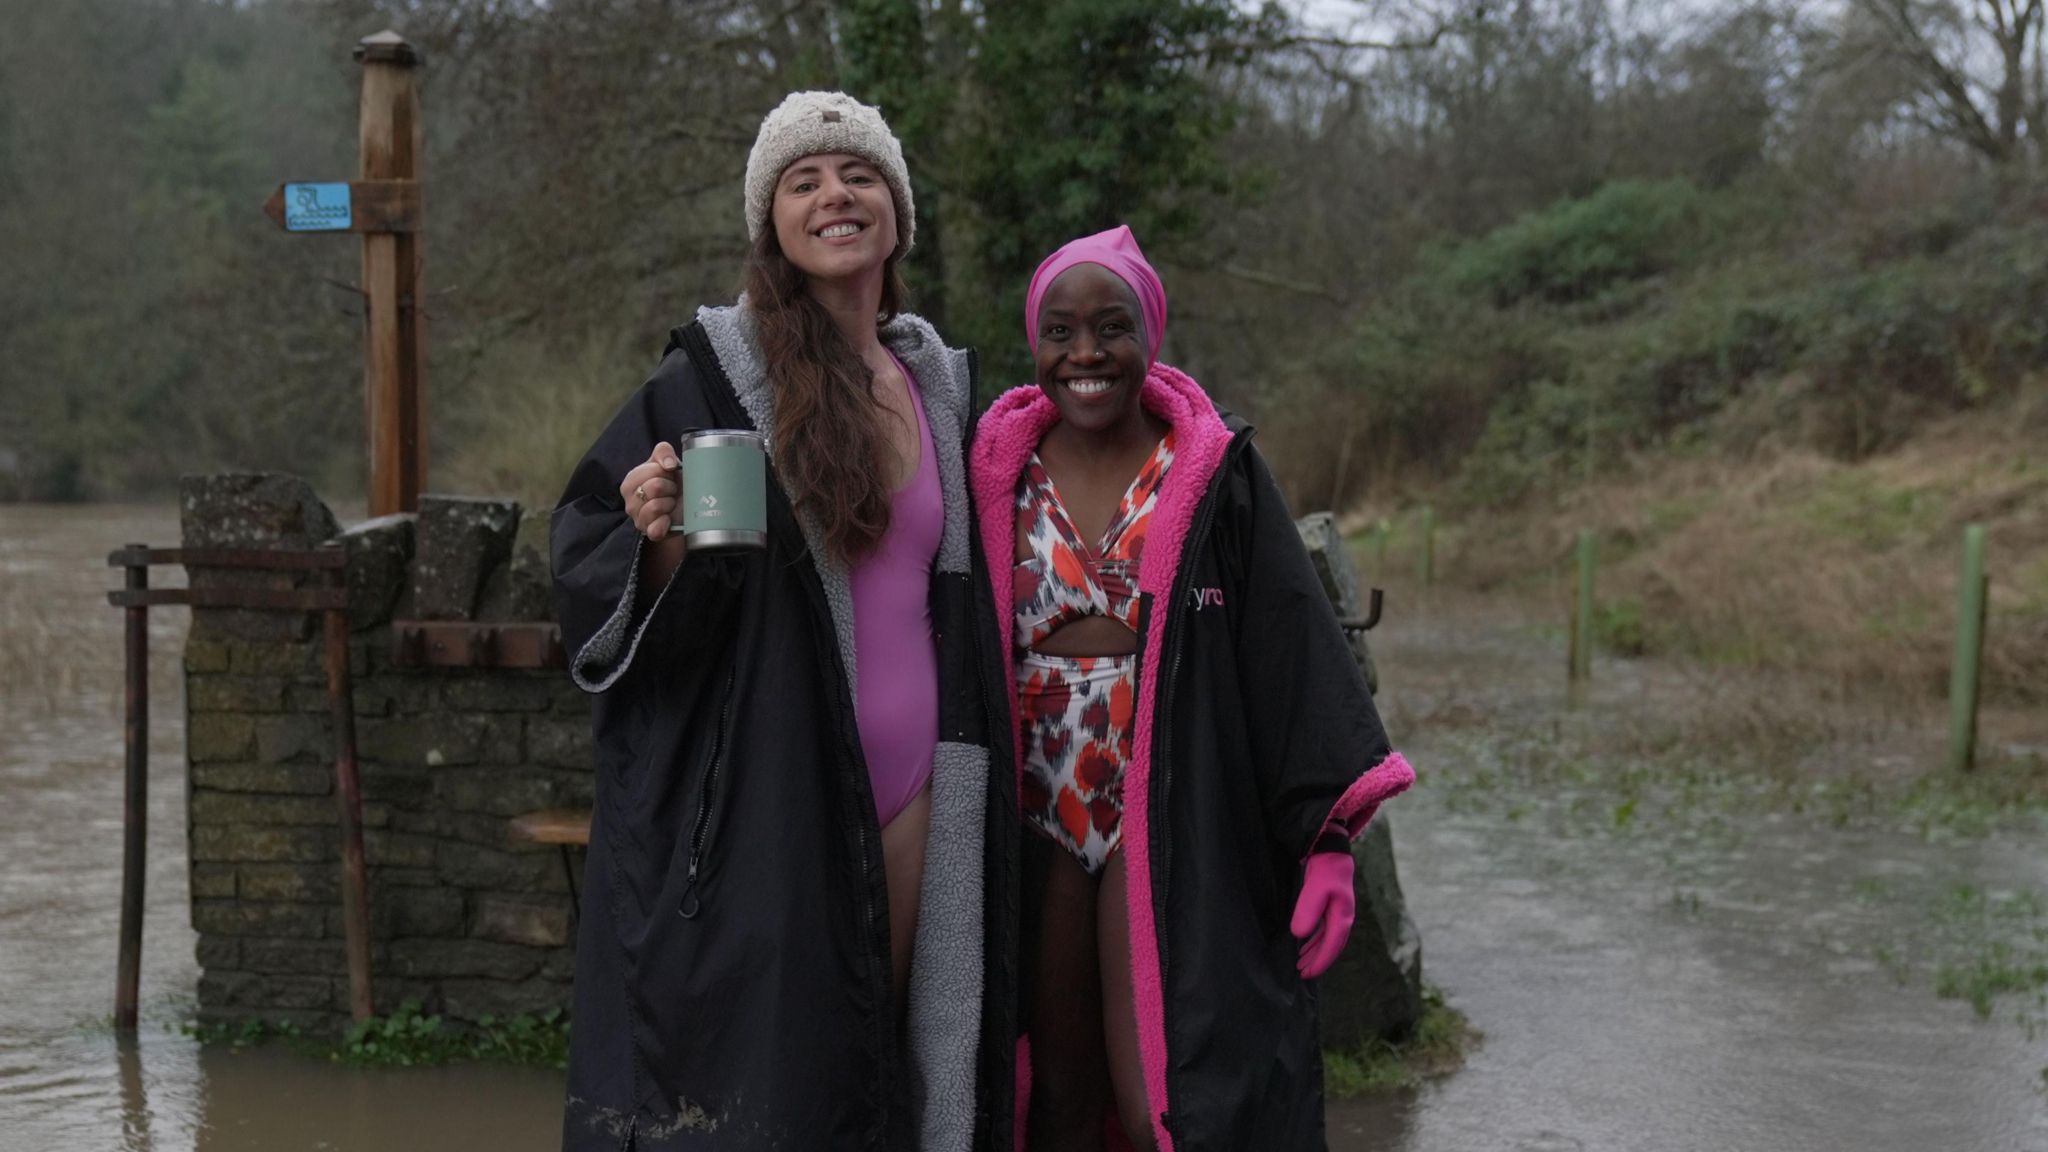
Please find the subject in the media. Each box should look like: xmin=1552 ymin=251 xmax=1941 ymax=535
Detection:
xmin=969 ymin=226 xmax=1414 ymax=1151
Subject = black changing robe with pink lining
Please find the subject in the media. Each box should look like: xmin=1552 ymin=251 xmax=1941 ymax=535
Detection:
xmin=970 ymin=364 xmax=1414 ymax=1152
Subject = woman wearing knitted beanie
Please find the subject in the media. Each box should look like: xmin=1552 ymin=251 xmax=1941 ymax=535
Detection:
xmin=552 ymin=92 xmax=1017 ymax=1151
xmin=970 ymin=227 xmax=1413 ymax=1151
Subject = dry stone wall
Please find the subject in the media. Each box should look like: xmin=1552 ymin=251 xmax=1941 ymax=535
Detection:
xmin=183 ymin=474 xmax=582 ymax=1029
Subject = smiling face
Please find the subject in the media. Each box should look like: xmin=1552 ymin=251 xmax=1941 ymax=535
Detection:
xmin=1034 ymin=263 xmax=1151 ymax=436
xmin=769 ymin=152 xmax=899 ymax=283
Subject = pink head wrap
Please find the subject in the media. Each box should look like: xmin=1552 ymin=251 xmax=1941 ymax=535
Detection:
xmin=1024 ymin=225 xmax=1168 ymax=364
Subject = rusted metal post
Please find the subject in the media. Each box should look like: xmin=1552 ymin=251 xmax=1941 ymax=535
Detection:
xmin=115 ymin=548 xmax=148 ymax=1032
xmin=321 ymin=543 xmax=375 ymax=1020
xmin=355 ymin=30 xmax=426 ymax=516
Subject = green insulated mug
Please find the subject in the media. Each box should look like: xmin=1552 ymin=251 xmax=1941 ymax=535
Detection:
xmin=670 ymin=430 xmax=768 ymax=551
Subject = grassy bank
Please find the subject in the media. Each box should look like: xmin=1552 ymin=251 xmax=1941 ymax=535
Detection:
xmin=1303 ymin=179 xmax=2048 ymax=719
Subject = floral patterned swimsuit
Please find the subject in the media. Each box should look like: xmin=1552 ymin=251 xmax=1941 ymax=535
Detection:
xmin=1013 ymin=432 xmax=1176 ymax=874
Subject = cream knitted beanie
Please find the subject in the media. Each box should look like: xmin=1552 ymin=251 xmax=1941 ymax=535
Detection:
xmin=744 ymin=91 xmax=914 ymax=257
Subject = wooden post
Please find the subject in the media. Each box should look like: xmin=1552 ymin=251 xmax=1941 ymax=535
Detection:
xmin=1947 ymin=524 xmax=1988 ymax=773
xmin=322 ymin=544 xmax=375 ymax=1020
xmin=115 ymin=549 xmax=148 ymax=1033
xmin=1569 ymin=529 xmax=1596 ymax=702
xmin=355 ymin=31 xmax=425 ymax=517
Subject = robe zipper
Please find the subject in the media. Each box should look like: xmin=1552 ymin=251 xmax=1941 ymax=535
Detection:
xmin=678 ymin=665 xmax=737 ymax=919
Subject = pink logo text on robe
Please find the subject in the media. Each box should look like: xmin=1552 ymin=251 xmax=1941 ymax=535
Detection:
xmin=1190 ymin=586 xmax=1224 ymax=610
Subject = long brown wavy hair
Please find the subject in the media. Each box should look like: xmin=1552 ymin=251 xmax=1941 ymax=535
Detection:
xmin=743 ymin=226 xmax=910 ymax=566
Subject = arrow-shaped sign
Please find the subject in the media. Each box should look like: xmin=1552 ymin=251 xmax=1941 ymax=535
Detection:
xmin=263 ymin=179 xmax=422 ymax=234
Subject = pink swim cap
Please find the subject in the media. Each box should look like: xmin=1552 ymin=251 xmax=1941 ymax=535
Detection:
xmin=1024 ymin=225 xmax=1168 ymax=364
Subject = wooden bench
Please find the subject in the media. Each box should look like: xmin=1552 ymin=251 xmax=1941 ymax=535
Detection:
xmin=509 ymin=808 xmax=592 ymax=917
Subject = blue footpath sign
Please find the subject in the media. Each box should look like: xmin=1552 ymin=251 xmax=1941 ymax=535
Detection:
xmin=283 ymin=183 xmax=353 ymax=232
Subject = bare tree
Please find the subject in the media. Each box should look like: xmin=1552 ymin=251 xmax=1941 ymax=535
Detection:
xmin=1831 ymin=0 xmax=2045 ymax=166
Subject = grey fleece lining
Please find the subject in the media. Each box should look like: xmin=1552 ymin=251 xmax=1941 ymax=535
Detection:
xmin=567 ymin=532 xmax=668 ymax=694
xmin=696 ymin=302 xmax=986 ymax=1152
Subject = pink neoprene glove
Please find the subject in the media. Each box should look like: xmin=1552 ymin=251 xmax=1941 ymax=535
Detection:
xmin=1291 ymin=852 xmax=1356 ymax=979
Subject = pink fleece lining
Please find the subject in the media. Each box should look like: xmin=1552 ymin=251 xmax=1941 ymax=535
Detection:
xmin=972 ymin=364 xmax=1231 ymax=1152
xmin=1306 ymin=751 xmax=1416 ymax=864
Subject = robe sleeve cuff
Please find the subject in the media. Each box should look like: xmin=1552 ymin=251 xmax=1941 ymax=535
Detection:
xmin=1303 ymin=750 xmax=1414 ymax=863
xmin=568 ymin=532 xmax=683 ymax=693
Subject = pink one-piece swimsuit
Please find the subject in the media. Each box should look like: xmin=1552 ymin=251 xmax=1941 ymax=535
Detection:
xmin=848 ymin=356 xmax=941 ymax=827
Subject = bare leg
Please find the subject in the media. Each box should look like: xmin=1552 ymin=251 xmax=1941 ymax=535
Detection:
xmin=1026 ymin=834 xmax=1110 ymax=1152
xmin=1101 ymin=851 xmax=1157 ymax=1151
xmin=881 ymin=783 xmax=931 ymax=1021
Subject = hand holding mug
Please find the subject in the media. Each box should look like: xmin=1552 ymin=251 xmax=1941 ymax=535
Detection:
xmin=620 ymin=443 xmax=683 ymax=541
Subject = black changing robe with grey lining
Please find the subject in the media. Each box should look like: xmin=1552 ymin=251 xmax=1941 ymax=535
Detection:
xmin=551 ymin=303 xmax=1017 ymax=1151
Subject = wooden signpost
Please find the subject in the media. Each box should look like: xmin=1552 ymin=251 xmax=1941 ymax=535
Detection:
xmin=264 ymin=30 xmax=426 ymax=517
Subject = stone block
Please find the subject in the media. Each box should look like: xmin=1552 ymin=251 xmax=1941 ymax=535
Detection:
xmin=363 ymin=830 xmax=439 ymax=870
xmin=342 ymin=979 xmax=440 ymax=1017
xmin=364 ymin=886 xmax=465 ymax=939
xmin=241 ymin=937 xmax=347 ymax=976
xmin=358 ymin=763 xmax=435 ymax=809
xmin=438 ymin=810 xmax=523 ymax=850
xmin=367 ymin=866 xmax=442 ymax=889
xmin=388 ymin=939 xmax=545 ymax=981
xmin=231 ymin=642 xmax=316 ymax=678
xmin=190 ymin=825 xmax=339 ymax=863
xmin=440 ymin=977 xmax=571 ymax=1024
xmin=190 ymin=863 xmax=237 ymax=900
xmin=191 ymin=791 xmax=357 ymax=828
xmin=435 ymin=768 xmax=558 ymax=817
xmin=331 ymin=683 xmax=396 ymax=718
xmin=541 ymin=946 xmax=578 ymax=982
xmin=191 ymin=763 xmax=331 ymax=796
xmin=472 ymin=894 xmax=573 ymax=948
xmin=199 ymin=970 xmax=334 ymax=1011
xmin=180 ymin=472 xmax=337 ymax=642
xmin=441 ymin=676 xmax=555 ymax=713
xmin=552 ymin=770 xmax=596 ymax=810
xmin=340 ymin=513 xmax=416 ymax=630
xmin=476 ymin=510 xmax=554 ymax=622
xmin=237 ymin=863 xmax=339 ymax=903
xmin=192 ymin=899 xmax=327 ymax=939
xmin=358 ymin=714 xmax=487 ymax=766
xmin=438 ymin=841 xmax=559 ymax=892
xmin=181 ymin=472 xmax=340 ymax=548
xmin=194 ymin=935 xmax=238 ymax=970
xmin=526 ymin=716 xmax=590 ymax=770
xmin=187 ymin=676 xmax=285 ymax=713
xmin=1316 ymin=815 xmax=1425 ymax=1049
xmin=255 ymin=714 xmax=332 ymax=765
xmin=187 ymin=714 xmax=257 ymax=763
xmin=411 ymin=496 xmax=520 ymax=621
xmin=1295 ymin=511 xmax=1379 ymax=696
xmin=184 ymin=640 xmax=232 ymax=673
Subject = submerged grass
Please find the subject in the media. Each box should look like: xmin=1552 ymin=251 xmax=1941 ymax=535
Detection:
xmin=181 ymin=1001 xmax=571 ymax=1070
xmin=1323 ymin=986 xmax=1479 ymax=1097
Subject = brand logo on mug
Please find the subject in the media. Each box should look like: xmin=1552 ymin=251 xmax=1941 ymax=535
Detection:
xmin=700 ymin=494 xmax=720 ymax=519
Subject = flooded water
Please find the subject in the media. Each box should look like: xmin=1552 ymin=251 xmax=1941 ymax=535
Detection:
xmin=4 ymin=505 xmax=2045 ymax=1150
xmin=0 ymin=506 xmax=562 ymax=1150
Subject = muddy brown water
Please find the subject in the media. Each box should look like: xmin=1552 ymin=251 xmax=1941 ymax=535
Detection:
xmin=3 ymin=505 xmax=2044 ymax=1151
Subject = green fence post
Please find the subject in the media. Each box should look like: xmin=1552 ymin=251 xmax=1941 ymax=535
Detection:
xmin=1419 ymin=506 xmax=1435 ymax=587
xmin=1947 ymin=524 xmax=1988 ymax=773
xmin=1569 ymin=529 xmax=1595 ymax=701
